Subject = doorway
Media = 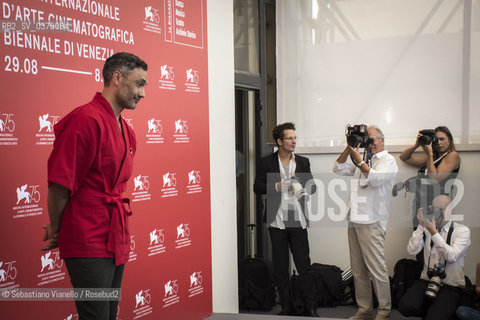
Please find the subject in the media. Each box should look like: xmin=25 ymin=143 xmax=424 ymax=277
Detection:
xmin=235 ymin=88 xmax=260 ymax=260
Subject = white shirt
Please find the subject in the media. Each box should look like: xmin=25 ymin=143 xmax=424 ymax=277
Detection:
xmin=271 ymin=153 xmax=307 ymax=229
xmin=332 ymin=150 xmax=398 ymax=229
xmin=407 ymin=221 xmax=471 ymax=287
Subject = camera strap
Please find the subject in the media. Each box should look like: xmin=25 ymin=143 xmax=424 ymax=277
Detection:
xmin=426 ymin=222 xmax=454 ymax=271
xmin=424 ymin=152 xmax=449 ymax=175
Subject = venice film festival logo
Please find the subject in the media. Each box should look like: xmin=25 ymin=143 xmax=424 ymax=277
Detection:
xmin=147 ymin=118 xmax=162 ymax=134
xmin=143 ymin=5 xmax=161 ymax=34
xmin=173 ymin=119 xmax=189 ymax=143
xmin=133 ymin=289 xmax=153 ymax=318
xmin=38 ymin=114 xmax=58 ymax=132
xmin=63 ymin=314 xmax=79 ymax=320
xmin=161 ymin=65 xmax=175 ymax=81
xmin=134 ymin=174 xmax=150 ymax=191
xmin=147 ymin=228 xmax=166 ymax=256
xmin=187 ymin=170 xmax=202 ymax=194
xmin=162 ymin=280 xmax=180 ymax=308
xmin=146 ymin=118 xmax=164 ymax=144
xmin=0 ymin=260 xmax=18 ymax=288
xmin=36 ymin=113 xmax=59 ymax=145
xmin=13 ymin=183 xmax=43 ymax=219
xmin=185 ymin=69 xmax=200 ymax=93
xmin=188 ymin=271 xmax=204 ymax=298
xmin=0 ymin=112 xmax=15 ymax=132
xmin=175 ymin=119 xmax=188 ymax=134
xmin=161 ymin=172 xmax=178 ymax=198
xmin=159 ymin=64 xmax=176 ymax=90
xmin=186 ymin=69 xmax=199 ymax=83
xmin=16 ymin=184 xmax=40 ymax=204
xmin=0 ymin=112 xmax=18 ymax=146
xmin=38 ymin=251 xmax=65 ymax=286
xmin=132 ymin=174 xmax=151 ymax=203
xmin=175 ymin=223 xmax=192 ymax=249
xmin=145 ymin=6 xmax=159 ymax=23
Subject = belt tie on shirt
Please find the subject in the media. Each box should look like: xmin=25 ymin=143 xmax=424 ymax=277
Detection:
xmin=104 ymin=196 xmax=132 ymax=266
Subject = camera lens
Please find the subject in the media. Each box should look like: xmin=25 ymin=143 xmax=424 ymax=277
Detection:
xmin=347 ymin=134 xmax=363 ymax=147
xmin=425 ymin=276 xmax=442 ymax=299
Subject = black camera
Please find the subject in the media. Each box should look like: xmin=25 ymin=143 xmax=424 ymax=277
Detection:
xmin=418 ymin=129 xmax=437 ymax=145
xmin=346 ymin=124 xmax=372 ymax=148
xmin=425 ymin=264 xmax=446 ymax=299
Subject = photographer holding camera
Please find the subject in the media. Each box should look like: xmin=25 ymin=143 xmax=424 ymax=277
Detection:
xmin=400 ymin=126 xmax=461 ymax=228
xmin=399 ymin=195 xmax=471 ymax=320
xmin=333 ymin=125 xmax=398 ymax=320
xmin=254 ymin=122 xmax=316 ymax=316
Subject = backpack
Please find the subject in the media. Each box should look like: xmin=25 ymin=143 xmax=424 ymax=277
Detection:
xmin=391 ymin=258 xmax=423 ymax=308
xmin=289 ymin=263 xmax=346 ymax=315
xmin=289 ymin=269 xmax=318 ymax=316
xmin=310 ymin=263 xmax=346 ymax=307
xmin=238 ymin=257 xmax=275 ymax=311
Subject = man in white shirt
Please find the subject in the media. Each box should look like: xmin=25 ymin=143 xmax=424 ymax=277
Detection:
xmin=399 ymin=195 xmax=471 ymax=320
xmin=333 ymin=125 xmax=398 ymax=320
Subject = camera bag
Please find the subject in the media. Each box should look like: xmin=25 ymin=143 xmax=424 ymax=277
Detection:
xmin=289 ymin=263 xmax=345 ymax=315
xmin=238 ymin=256 xmax=275 ymax=311
xmin=391 ymin=258 xmax=423 ymax=308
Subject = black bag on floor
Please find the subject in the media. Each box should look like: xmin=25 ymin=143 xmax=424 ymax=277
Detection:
xmin=391 ymin=258 xmax=423 ymax=308
xmin=289 ymin=269 xmax=318 ymax=316
xmin=289 ymin=263 xmax=346 ymax=315
xmin=310 ymin=263 xmax=346 ymax=307
xmin=238 ymin=257 xmax=275 ymax=311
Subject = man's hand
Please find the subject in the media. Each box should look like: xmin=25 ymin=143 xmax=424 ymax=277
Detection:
xmin=417 ymin=209 xmax=437 ymax=235
xmin=43 ymin=183 xmax=69 ymax=251
xmin=276 ymin=180 xmax=292 ymax=192
xmin=41 ymin=224 xmax=59 ymax=251
xmin=347 ymin=144 xmax=363 ymax=164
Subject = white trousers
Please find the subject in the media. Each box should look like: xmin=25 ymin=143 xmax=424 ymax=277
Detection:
xmin=348 ymin=222 xmax=391 ymax=316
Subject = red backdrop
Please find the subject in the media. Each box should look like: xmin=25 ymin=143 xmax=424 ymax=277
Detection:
xmin=0 ymin=0 xmax=212 ymax=319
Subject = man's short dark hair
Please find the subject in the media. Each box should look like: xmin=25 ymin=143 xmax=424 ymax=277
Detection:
xmin=103 ymin=52 xmax=148 ymax=85
xmin=272 ymin=122 xmax=295 ymax=146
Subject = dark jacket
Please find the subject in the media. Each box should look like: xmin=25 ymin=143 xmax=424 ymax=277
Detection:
xmin=254 ymin=151 xmax=316 ymax=225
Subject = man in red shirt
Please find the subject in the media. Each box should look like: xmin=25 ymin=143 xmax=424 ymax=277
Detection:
xmin=42 ymin=52 xmax=148 ymax=320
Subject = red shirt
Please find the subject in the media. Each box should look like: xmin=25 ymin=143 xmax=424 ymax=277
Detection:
xmin=48 ymin=93 xmax=136 ymax=265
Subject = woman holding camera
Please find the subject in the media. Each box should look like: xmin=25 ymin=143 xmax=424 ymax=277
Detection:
xmin=400 ymin=126 xmax=461 ymax=228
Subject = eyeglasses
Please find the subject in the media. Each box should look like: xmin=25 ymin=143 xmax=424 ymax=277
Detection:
xmin=283 ymin=136 xmax=298 ymax=141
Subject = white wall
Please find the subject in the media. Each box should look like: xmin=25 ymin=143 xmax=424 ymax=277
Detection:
xmin=306 ymin=151 xmax=480 ymax=280
xmin=208 ymin=0 xmax=238 ymax=314
xmin=277 ymin=0 xmax=479 ymax=149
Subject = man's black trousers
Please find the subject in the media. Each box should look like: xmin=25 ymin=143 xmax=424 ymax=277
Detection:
xmin=65 ymin=258 xmax=125 ymax=320
xmin=398 ymin=279 xmax=461 ymax=320
xmin=268 ymin=227 xmax=311 ymax=311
